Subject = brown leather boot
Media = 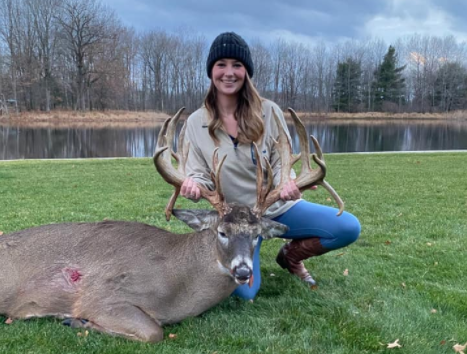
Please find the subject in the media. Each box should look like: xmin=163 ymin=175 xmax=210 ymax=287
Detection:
xmin=276 ymin=238 xmax=329 ymax=286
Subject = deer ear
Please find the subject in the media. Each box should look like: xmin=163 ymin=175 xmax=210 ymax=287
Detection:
xmin=259 ymin=218 xmax=289 ymax=239
xmin=172 ymin=209 xmax=219 ymax=231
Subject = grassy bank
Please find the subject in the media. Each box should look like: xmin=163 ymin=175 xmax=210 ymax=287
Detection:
xmin=0 ymin=153 xmax=466 ymax=353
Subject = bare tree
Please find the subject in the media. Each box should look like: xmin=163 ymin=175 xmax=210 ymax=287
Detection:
xmin=3 ymin=0 xmax=467 ymax=115
xmin=280 ymin=41 xmax=309 ymax=108
xmin=26 ymin=0 xmax=60 ymax=111
xmin=175 ymin=30 xmax=207 ymax=111
xmin=250 ymin=39 xmax=272 ymax=95
xmin=139 ymin=30 xmax=171 ymax=111
xmin=112 ymin=26 xmax=139 ymax=110
xmin=360 ymin=38 xmax=386 ymax=111
xmin=269 ymin=39 xmax=286 ymax=105
xmin=55 ymin=0 xmax=118 ymax=110
xmin=312 ymin=41 xmax=329 ymax=112
xmin=0 ymin=0 xmax=20 ymax=107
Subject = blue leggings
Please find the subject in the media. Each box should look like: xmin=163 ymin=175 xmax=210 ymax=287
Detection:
xmin=232 ymin=200 xmax=361 ymax=300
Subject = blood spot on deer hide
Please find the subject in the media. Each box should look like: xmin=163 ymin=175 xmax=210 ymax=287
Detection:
xmin=63 ymin=268 xmax=83 ymax=284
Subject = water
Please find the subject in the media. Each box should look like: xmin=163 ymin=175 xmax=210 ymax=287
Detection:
xmin=1 ymin=120 xmax=466 ymax=160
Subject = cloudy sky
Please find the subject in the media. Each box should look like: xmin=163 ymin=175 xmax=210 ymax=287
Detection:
xmin=102 ymin=0 xmax=467 ymax=46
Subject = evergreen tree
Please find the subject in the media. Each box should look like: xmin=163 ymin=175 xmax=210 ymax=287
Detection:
xmin=332 ymin=58 xmax=362 ymax=112
xmin=372 ymin=46 xmax=406 ymax=111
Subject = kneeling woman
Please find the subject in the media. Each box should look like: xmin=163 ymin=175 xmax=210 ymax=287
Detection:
xmin=180 ymin=32 xmax=361 ymax=299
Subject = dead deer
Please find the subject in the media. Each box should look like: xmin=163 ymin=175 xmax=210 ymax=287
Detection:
xmin=0 ymin=107 xmax=343 ymax=343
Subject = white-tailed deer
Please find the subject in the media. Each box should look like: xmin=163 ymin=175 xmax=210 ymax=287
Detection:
xmin=0 ymin=107 xmax=343 ymax=342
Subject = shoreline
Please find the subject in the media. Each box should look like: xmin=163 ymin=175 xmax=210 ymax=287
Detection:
xmin=0 ymin=110 xmax=171 ymax=128
xmin=0 ymin=109 xmax=466 ymax=129
xmin=2 ymin=150 xmax=466 ymax=164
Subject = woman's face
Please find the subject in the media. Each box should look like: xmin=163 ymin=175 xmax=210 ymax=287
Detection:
xmin=211 ymin=59 xmax=246 ymax=97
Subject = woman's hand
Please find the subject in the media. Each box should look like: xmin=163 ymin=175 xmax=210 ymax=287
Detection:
xmin=280 ymin=180 xmax=317 ymax=201
xmin=181 ymin=177 xmax=201 ymax=202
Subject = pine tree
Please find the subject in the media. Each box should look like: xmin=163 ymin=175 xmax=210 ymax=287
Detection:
xmin=372 ymin=46 xmax=406 ymax=112
xmin=332 ymin=58 xmax=362 ymax=112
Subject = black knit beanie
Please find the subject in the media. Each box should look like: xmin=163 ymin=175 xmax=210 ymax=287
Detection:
xmin=206 ymin=32 xmax=254 ymax=78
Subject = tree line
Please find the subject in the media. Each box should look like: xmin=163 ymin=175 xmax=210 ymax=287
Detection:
xmin=1 ymin=0 xmax=467 ymax=114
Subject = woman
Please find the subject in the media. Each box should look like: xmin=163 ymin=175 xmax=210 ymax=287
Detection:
xmin=181 ymin=32 xmax=360 ymax=300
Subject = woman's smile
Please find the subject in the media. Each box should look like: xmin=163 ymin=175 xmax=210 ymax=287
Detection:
xmin=212 ymin=59 xmax=246 ymax=96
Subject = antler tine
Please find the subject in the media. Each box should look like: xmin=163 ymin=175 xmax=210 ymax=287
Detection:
xmin=274 ymin=110 xmax=295 ymax=191
xmin=256 ymin=108 xmax=294 ymax=214
xmin=154 ymin=143 xmax=186 ymax=221
xmin=166 ymin=107 xmax=185 ymax=156
xmin=200 ymin=151 xmax=231 ymax=217
xmin=177 ymin=122 xmax=188 ymax=173
xmin=164 ymin=189 xmax=181 ymax=221
xmin=156 ymin=116 xmax=171 ymax=150
xmin=153 ymin=107 xmax=186 ymax=182
xmin=211 ymin=148 xmax=225 ymax=202
xmin=288 ymin=108 xmax=312 ymax=175
xmin=318 ymin=180 xmax=344 ymax=216
xmin=290 ymin=114 xmax=344 ymax=217
xmin=154 ymin=107 xmax=185 ymax=166
xmin=212 ymin=147 xmax=219 ymax=171
xmin=263 ymin=157 xmax=274 ymax=196
xmin=164 ymin=123 xmax=189 ymax=221
xmin=153 ymin=146 xmax=185 ymax=187
xmin=252 ymin=143 xmax=264 ymax=217
xmin=310 ymin=135 xmax=324 ymax=162
xmin=214 ymin=153 xmax=229 ymax=210
xmin=153 ymin=108 xmax=187 ymax=221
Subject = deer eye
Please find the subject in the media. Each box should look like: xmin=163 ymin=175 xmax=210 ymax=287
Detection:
xmin=217 ymin=231 xmax=228 ymax=246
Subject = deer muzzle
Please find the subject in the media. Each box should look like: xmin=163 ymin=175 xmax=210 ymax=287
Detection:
xmin=232 ymin=264 xmax=253 ymax=286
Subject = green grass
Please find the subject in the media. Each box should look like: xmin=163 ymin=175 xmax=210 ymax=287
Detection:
xmin=0 ymin=153 xmax=466 ymax=354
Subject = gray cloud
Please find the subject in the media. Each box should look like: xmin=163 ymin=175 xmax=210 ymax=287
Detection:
xmin=102 ymin=0 xmax=467 ymax=45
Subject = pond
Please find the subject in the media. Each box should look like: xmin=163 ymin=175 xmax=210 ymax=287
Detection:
xmin=1 ymin=120 xmax=466 ymax=160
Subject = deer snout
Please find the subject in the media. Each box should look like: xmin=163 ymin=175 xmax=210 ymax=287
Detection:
xmin=232 ymin=264 xmax=252 ymax=284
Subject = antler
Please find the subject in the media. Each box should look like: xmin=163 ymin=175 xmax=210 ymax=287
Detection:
xmin=153 ymin=108 xmax=231 ymax=221
xmin=253 ymin=108 xmax=344 ymax=216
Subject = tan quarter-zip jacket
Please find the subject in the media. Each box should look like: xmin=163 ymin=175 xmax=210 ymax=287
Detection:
xmin=185 ymin=99 xmax=299 ymax=219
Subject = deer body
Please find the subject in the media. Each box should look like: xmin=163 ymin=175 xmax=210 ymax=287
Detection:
xmin=0 ymin=221 xmax=237 ymax=332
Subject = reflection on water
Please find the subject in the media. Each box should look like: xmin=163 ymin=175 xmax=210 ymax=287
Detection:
xmin=1 ymin=120 xmax=467 ymax=160
xmin=288 ymin=120 xmax=467 ymax=153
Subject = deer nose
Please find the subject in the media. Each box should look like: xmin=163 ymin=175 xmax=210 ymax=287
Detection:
xmin=233 ymin=265 xmax=252 ymax=282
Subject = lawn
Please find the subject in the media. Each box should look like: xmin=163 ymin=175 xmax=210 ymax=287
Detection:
xmin=0 ymin=153 xmax=466 ymax=354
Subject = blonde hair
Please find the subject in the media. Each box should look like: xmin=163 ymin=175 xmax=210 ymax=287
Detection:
xmin=204 ymin=74 xmax=264 ymax=144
